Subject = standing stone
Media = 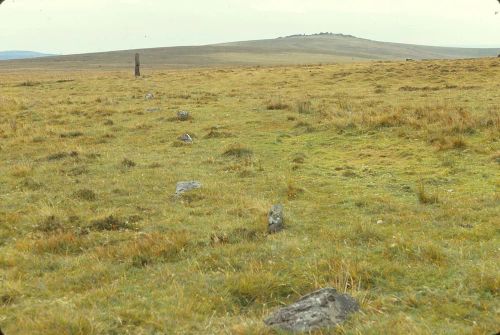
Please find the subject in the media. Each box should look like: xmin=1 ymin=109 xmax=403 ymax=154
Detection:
xmin=177 ymin=111 xmax=190 ymax=121
xmin=178 ymin=134 xmax=193 ymax=143
xmin=175 ymin=181 xmax=202 ymax=196
xmin=264 ymin=288 xmax=359 ymax=333
xmin=135 ymin=53 xmax=141 ymax=77
xmin=268 ymin=204 xmax=284 ymax=233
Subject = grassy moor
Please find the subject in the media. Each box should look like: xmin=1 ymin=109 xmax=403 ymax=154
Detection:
xmin=0 ymin=57 xmax=499 ymax=334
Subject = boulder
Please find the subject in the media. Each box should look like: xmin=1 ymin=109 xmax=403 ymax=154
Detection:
xmin=175 ymin=181 xmax=201 ymax=196
xmin=177 ymin=111 xmax=190 ymax=121
xmin=178 ymin=134 xmax=193 ymax=143
xmin=264 ymin=288 xmax=359 ymax=333
xmin=268 ymin=204 xmax=284 ymax=233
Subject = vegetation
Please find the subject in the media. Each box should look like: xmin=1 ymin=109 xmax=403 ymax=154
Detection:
xmin=2 ymin=36 xmax=499 ymax=70
xmin=0 ymin=57 xmax=498 ymax=334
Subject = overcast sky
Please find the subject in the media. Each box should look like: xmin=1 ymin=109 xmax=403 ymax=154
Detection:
xmin=1 ymin=0 xmax=499 ymax=54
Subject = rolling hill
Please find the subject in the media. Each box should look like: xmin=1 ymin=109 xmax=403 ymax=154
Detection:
xmin=1 ymin=33 xmax=499 ymax=69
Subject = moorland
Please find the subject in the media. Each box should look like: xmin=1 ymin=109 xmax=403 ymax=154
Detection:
xmin=0 ymin=56 xmax=499 ymax=334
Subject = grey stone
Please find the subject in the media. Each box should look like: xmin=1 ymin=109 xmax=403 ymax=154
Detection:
xmin=175 ymin=181 xmax=201 ymax=196
xmin=268 ymin=204 xmax=284 ymax=233
xmin=145 ymin=93 xmax=154 ymax=100
xmin=264 ymin=288 xmax=359 ymax=333
xmin=178 ymin=134 xmax=193 ymax=143
xmin=146 ymin=107 xmax=161 ymax=113
xmin=177 ymin=111 xmax=190 ymax=121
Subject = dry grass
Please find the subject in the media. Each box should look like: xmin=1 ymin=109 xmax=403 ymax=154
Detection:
xmin=0 ymin=58 xmax=499 ymax=334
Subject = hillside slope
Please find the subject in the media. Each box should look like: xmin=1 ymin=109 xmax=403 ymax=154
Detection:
xmin=1 ymin=34 xmax=499 ymax=69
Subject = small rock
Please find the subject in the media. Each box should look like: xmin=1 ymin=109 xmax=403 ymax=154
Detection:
xmin=178 ymin=134 xmax=193 ymax=143
xmin=146 ymin=107 xmax=161 ymax=113
xmin=175 ymin=181 xmax=201 ymax=196
xmin=177 ymin=111 xmax=190 ymax=121
xmin=376 ymin=219 xmax=384 ymax=225
xmin=145 ymin=93 xmax=154 ymax=100
xmin=264 ymin=288 xmax=359 ymax=333
xmin=268 ymin=204 xmax=284 ymax=233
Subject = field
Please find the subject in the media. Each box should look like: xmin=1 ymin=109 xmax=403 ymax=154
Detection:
xmin=0 ymin=57 xmax=499 ymax=334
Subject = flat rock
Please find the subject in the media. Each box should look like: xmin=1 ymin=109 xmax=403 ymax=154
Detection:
xmin=177 ymin=111 xmax=190 ymax=121
xmin=178 ymin=134 xmax=193 ymax=143
xmin=264 ymin=288 xmax=359 ymax=333
xmin=268 ymin=204 xmax=284 ymax=233
xmin=175 ymin=181 xmax=201 ymax=196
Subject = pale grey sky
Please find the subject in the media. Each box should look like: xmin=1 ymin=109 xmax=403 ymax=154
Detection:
xmin=1 ymin=0 xmax=499 ymax=54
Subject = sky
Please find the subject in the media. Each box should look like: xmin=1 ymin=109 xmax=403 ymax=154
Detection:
xmin=1 ymin=0 xmax=499 ymax=54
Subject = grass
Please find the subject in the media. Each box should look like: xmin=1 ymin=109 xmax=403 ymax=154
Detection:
xmin=222 ymin=144 xmax=254 ymax=158
xmin=0 ymin=57 xmax=499 ymax=334
xmin=416 ymin=183 xmax=439 ymax=205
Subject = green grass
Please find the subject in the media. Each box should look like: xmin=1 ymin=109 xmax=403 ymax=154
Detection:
xmin=0 ymin=58 xmax=499 ymax=334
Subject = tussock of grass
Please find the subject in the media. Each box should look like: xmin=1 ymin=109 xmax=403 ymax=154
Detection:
xmin=27 ymin=232 xmax=90 ymax=254
xmin=417 ymin=183 xmax=439 ymax=204
xmin=46 ymin=152 xmax=69 ymax=161
xmin=60 ymin=131 xmax=84 ymax=138
xmin=227 ymin=271 xmax=297 ymax=307
xmin=74 ymin=188 xmax=97 ymax=201
xmin=399 ymin=85 xmax=441 ymax=92
xmin=266 ymin=97 xmax=290 ymax=110
xmin=19 ymin=177 xmax=43 ymax=190
xmin=10 ymin=163 xmax=33 ymax=178
xmin=291 ymin=152 xmax=306 ymax=164
xmin=36 ymin=215 xmax=65 ymax=233
xmin=17 ymin=80 xmax=40 ymax=87
xmin=296 ymin=100 xmax=312 ymax=114
xmin=210 ymin=228 xmax=262 ymax=246
xmin=94 ymin=231 xmax=189 ymax=265
xmin=287 ymin=182 xmax=304 ymax=200
xmin=90 ymin=215 xmax=131 ymax=231
xmin=222 ymin=144 xmax=253 ymax=158
xmin=293 ymin=121 xmax=315 ymax=133
xmin=121 ymin=158 xmax=136 ymax=167
xmin=204 ymin=129 xmax=234 ymax=139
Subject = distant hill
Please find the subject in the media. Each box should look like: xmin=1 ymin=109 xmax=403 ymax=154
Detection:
xmin=0 ymin=51 xmax=54 ymax=61
xmin=1 ymin=34 xmax=499 ymax=69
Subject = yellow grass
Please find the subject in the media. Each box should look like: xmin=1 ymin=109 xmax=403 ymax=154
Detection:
xmin=0 ymin=57 xmax=499 ymax=334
